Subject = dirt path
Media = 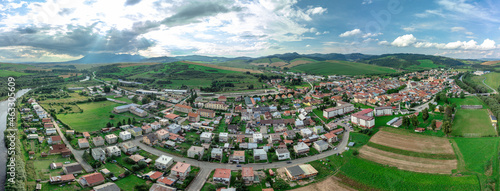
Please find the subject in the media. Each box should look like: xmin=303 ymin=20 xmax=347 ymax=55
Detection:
xmin=370 ymin=130 xmax=455 ymax=154
xmin=291 ymin=176 xmax=356 ymax=191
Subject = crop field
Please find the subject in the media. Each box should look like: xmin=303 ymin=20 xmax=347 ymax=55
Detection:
xmin=0 ymin=69 xmax=32 ymax=77
xmin=291 ymin=60 xmax=397 ymax=75
xmin=483 ymin=72 xmax=500 ymax=90
xmin=451 ymin=109 xmax=496 ymax=137
xmin=452 ymin=138 xmax=499 ymax=174
xmin=480 ymin=60 xmax=500 ymax=65
xmin=369 ymin=128 xmax=455 ymax=155
xmin=57 ymin=101 xmax=136 ymax=132
xmin=180 ymin=61 xmax=262 ymax=73
xmin=337 ymin=157 xmax=480 ymax=191
xmin=359 ymin=146 xmax=457 ymax=174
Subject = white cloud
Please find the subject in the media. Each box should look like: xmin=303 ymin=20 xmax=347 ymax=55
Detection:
xmin=402 ymin=27 xmax=415 ymax=32
xmin=378 ymin=41 xmax=390 ymax=45
xmin=391 ymin=34 xmax=417 ymax=47
xmin=362 ymin=0 xmax=373 ymax=5
xmin=362 ymin=32 xmax=382 ymax=38
xmin=306 ymin=44 xmax=310 ymax=47
xmin=339 ymin=29 xmax=362 ymax=37
xmin=451 ymin=27 xmax=466 ymax=32
xmin=306 ymin=7 xmax=327 ymax=15
xmin=465 ymin=31 xmax=474 ymax=35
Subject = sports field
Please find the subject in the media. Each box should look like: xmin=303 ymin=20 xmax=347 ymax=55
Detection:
xmin=291 ymin=60 xmax=397 ymax=75
xmin=451 ymin=109 xmax=496 ymax=137
xmin=57 ymin=101 xmax=136 ymax=132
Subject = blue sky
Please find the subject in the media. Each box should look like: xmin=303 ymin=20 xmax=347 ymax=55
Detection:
xmin=0 ymin=0 xmax=499 ymax=62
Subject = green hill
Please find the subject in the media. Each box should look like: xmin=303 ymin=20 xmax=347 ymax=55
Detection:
xmin=291 ymin=60 xmax=397 ymax=75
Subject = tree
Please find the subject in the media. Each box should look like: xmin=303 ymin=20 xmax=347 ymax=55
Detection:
xmin=402 ymin=116 xmax=410 ymax=128
xmin=138 ymin=161 xmax=147 ymax=168
xmin=442 ymin=121 xmax=452 ymax=135
xmin=411 ymin=115 xmax=419 ymax=127
xmin=131 ymin=164 xmax=141 ymax=171
xmin=439 ymin=105 xmax=445 ymax=113
xmin=422 ymin=108 xmax=429 ymax=121
xmin=273 ymin=178 xmax=290 ymax=190
xmin=431 ymin=120 xmax=437 ymax=130
xmin=132 ymin=95 xmax=138 ymax=103
xmin=444 ymin=106 xmax=452 ymax=120
xmin=428 ymin=103 xmax=436 ymax=112
xmin=128 ymin=118 xmax=132 ymax=125
xmin=134 ymin=185 xmax=149 ymax=191
xmin=109 ymin=114 xmax=115 ymax=119
xmin=460 ymin=91 xmax=465 ymax=99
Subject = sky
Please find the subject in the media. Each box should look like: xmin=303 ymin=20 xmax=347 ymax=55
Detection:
xmin=0 ymin=0 xmax=499 ymax=62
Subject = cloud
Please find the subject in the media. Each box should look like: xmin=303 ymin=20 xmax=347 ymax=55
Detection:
xmin=378 ymin=40 xmax=390 ymax=45
xmin=362 ymin=32 xmax=382 ymax=38
xmin=339 ymin=29 xmax=362 ymax=37
xmin=161 ymin=2 xmax=239 ymax=27
xmin=402 ymin=27 xmax=415 ymax=32
xmin=306 ymin=44 xmax=310 ymax=47
xmin=305 ymin=7 xmax=327 ymax=15
xmin=125 ymin=0 xmax=141 ymax=6
xmin=451 ymin=27 xmax=466 ymax=32
xmin=362 ymin=0 xmax=373 ymax=5
xmin=391 ymin=34 xmax=417 ymax=47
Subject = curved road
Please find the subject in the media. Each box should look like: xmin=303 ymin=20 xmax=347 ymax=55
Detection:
xmin=133 ymin=128 xmax=351 ymax=191
xmin=482 ymin=77 xmax=497 ymax=94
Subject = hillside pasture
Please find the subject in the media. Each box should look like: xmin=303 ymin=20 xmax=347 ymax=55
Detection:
xmin=0 ymin=69 xmax=32 ymax=77
xmin=480 ymin=61 xmax=500 ymax=65
xmin=291 ymin=60 xmax=397 ymax=75
xmin=483 ymin=72 xmax=500 ymax=90
xmin=369 ymin=128 xmax=455 ymax=154
xmin=451 ymin=109 xmax=495 ymax=137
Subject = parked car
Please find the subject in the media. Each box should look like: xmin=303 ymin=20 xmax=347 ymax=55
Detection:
xmin=236 ymin=165 xmax=241 ymax=167
xmin=286 ymin=161 xmax=292 ymax=164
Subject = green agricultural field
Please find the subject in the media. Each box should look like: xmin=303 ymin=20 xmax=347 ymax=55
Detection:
xmin=0 ymin=69 xmax=32 ymax=77
xmin=291 ymin=60 xmax=397 ymax=75
xmin=417 ymin=59 xmax=440 ymax=68
xmin=483 ymin=72 xmax=500 ymax=90
xmin=452 ymin=137 xmax=499 ymax=174
xmin=57 ymin=101 xmax=138 ymax=132
xmin=337 ymin=157 xmax=480 ymax=191
xmin=451 ymin=109 xmax=496 ymax=137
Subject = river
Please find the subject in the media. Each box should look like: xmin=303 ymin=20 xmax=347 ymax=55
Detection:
xmin=0 ymin=89 xmax=30 ymax=191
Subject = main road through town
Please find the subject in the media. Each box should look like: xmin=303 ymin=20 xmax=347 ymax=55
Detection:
xmin=132 ymin=128 xmax=351 ymax=191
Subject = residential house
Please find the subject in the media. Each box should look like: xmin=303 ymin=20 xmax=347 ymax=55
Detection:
xmin=374 ymin=106 xmax=393 ymax=116
xmin=253 ymin=149 xmax=267 ymax=161
xmin=268 ymin=134 xmax=281 ymax=143
xmin=143 ymin=134 xmax=159 ymax=146
xmin=285 ymin=164 xmax=318 ymax=181
xmin=128 ymin=127 xmax=143 ymax=137
xmin=93 ymin=136 xmax=105 ymax=147
xmin=228 ymin=125 xmax=239 ymax=134
xmin=294 ymin=142 xmax=309 ymax=155
xmin=351 ymin=109 xmax=375 ymax=128
xmin=49 ymin=174 xmax=75 ymax=184
xmin=119 ymin=131 xmax=132 ymax=141
xmin=83 ymin=132 xmax=91 ymax=139
xmin=200 ymin=132 xmax=213 ymax=143
xmin=198 ymin=108 xmax=216 ymax=118
xmin=167 ymin=124 xmax=181 ymax=134
xmin=283 ymin=130 xmax=296 ymax=140
xmin=156 ymin=129 xmax=170 ymax=140
xmin=155 ymin=155 xmax=174 ymax=170
xmin=252 ymin=133 xmax=263 ymax=143
xmin=242 ymin=167 xmax=254 ymax=184
xmin=171 ymin=162 xmax=191 ymax=179
xmin=175 ymin=104 xmax=192 ymax=113
xmin=322 ymin=132 xmax=338 ymax=143
xmin=187 ymin=146 xmax=204 ymax=159
xmin=93 ymin=182 xmax=120 ymax=191
xmin=205 ymin=101 xmax=229 ymax=110
xmin=300 ymin=128 xmax=313 ymax=138
xmin=313 ymin=126 xmax=324 ymax=134
xmin=50 ymin=162 xmax=63 ymax=170
xmin=78 ymin=138 xmax=89 ymax=149
xmin=62 ymin=163 xmax=83 ymax=175
xmin=276 ymin=148 xmax=290 ymax=160
xmin=129 ymin=154 xmax=145 ymax=163
xmin=106 ymin=146 xmax=121 ymax=157
xmin=45 ymin=128 xmax=57 ymax=135
xmin=213 ymin=168 xmax=231 ymax=185
xmin=151 ymin=121 xmax=162 ymax=130
xmin=27 ymin=134 xmax=38 ymax=140
xmin=105 ymin=134 xmax=118 ymax=144
xmin=119 ymin=141 xmax=138 ymax=154
xmin=219 ymin=132 xmax=229 ymax=143
xmin=218 ymin=96 xmax=227 ymax=102
xmin=313 ymin=140 xmax=329 ymax=153
xmin=91 ymin=148 xmax=106 ymax=161
xmin=79 ymin=172 xmax=105 ymax=187
xmin=230 ymin=151 xmax=245 ymax=163
xmin=48 ymin=136 xmax=62 ymax=145
xmin=142 ymin=125 xmax=153 ymax=134
xmin=66 ymin=130 xmax=75 ymax=135
xmin=188 ymin=112 xmax=200 ymax=122
xmin=211 ymin=148 xmax=223 ymax=160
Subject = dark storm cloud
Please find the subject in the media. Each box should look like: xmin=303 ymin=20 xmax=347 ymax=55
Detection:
xmin=125 ymin=0 xmax=141 ymax=6
xmin=16 ymin=26 xmax=38 ymax=34
xmin=161 ymin=2 xmax=241 ymax=27
xmin=0 ymin=24 xmax=155 ymax=56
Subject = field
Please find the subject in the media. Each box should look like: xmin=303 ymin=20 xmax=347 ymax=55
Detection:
xmin=369 ymin=128 xmax=455 ymax=155
xmin=291 ymin=176 xmax=355 ymax=191
xmin=180 ymin=61 xmax=263 ymax=73
xmin=114 ymin=174 xmax=150 ymax=190
xmin=0 ymin=69 xmax=32 ymax=77
xmin=291 ymin=60 xmax=397 ymax=75
xmin=33 ymin=156 xmax=75 ymax=180
xmin=480 ymin=60 xmax=500 ymax=65
xmin=337 ymin=157 xmax=480 ymax=191
xmin=57 ymin=101 xmax=136 ymax=132
xmin=359 ymin=128 xmax=457 ymax=174
xmin=451 ymin=109 xmax=496 ymax=137
xmin=483 ymin=72 xmax=500 ymax=90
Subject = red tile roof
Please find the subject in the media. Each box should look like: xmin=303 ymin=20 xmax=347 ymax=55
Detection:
xmin=81 ymin=172 xmax=104 ymax=185
xmin=214 ymin=168 xmax=231 ymax=179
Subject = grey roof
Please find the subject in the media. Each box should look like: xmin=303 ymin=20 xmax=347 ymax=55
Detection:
xmin=276 ymin=148 xmax=290 ymax=154
xmin=93 ymin=182 xmax=120 ymax=191
xmin=132 ymin=127 xmax=142 ymax=132
xmin=63 ymin=163 xmax=83 ymax=174
xmin=314 ymin=140 xmax=328 ymax=147
xmin=287 ymin=165 xmax=305 ymax=177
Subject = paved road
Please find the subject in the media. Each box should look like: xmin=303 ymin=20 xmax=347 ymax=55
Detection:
xmin=52 ymin=118 xmax=94 ymax=173
xmin=133 ymin=128 xmax=351 ymax=191
xmin=482 ymin=77 xmax=498 ymax=94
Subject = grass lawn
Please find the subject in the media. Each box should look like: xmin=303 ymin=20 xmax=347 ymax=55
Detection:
xmin=451 ymin=109 xmax=496 ymax=137
xmin=337 ymin=157 xmax=480 ymax=191
xmin=483 ymin=72 xmax=500 ymax=90
xmin=39 ymin=182 xmax=90 ymax=191
xmin=57 ymin=101 xmax=138 ymax=132
xmin=103 ymin=163 xmax=126 ymax=176
xmin=114 ymin=174 xmax=150 ymax=190
xmin=291 ymin=60 xmax=397 ymax=75
xmin=452 ymin=137 xmax=499 ymax=174
xmin=442 ymin=96 xmax=488 ymax=108
xmin=33 ymin=157 xmax=75 ymax=180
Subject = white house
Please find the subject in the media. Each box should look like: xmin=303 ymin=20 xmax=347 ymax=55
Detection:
xmin=91 ymin=148 xmax=106 ymax=161
xmin=46 ymin=128 xmax=57 ymax=135
xmin=119 ymin=131 xmax=132 ymax=141
xmin=171 ymin=162 xmax=191 ymax=179
xmin=374 ymin=106 xmax=393 ymax=116
xmin=200 ymin=132 xmax=213 ymax=143
xmin=211 ymin=148 xmax=223 ymax=160
xmin=300 ymin=128 xmax=313 ymax=138
xmin=313 ymin=140 xmax=329 ymax=153
xmin=276 ymin=148 xmax=290 ymax=160
xmin=151 ymin=121 xmax=162 ymax=130
xmin=187 ymin=146 xmax=204 ymax=159
xmin=105 ymin=134 xmax=118 ymax=144
xmin=219 ymin=132 xmax=229 ymax=143
xmin=155 ymin=155 xmax=174 ymax=170
xmin=252 ymin=133 xmax=263 ymax=143
xmin=253 ymin=149 xmax=267 ymax=161
xmin=105 ymin=146 xmax=121 ymax=157
xmin=294 ymin=142 xmax=310 ymax=155
xmin=119 ymin=141 xmax=138 ymax=154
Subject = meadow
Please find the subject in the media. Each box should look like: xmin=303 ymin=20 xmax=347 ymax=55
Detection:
xmin=57 ymin=101 xmax=137 ymax=132
xmin=0 ymin=69 xmax=32 ymax=77
xmin=291 ymin=60 xmax=397 ymax=75
xmin=483 ymin=72 xmax=500 ymax=90
xmin=451 ymin=109 xmax=496 ymax=137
